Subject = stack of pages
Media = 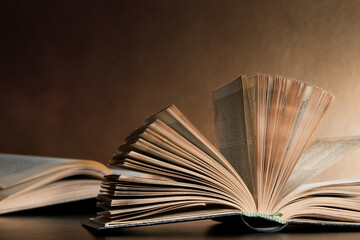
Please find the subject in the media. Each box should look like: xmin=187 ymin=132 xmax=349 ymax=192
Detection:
xmin=84 ymin=74 xmax=360 ymax=232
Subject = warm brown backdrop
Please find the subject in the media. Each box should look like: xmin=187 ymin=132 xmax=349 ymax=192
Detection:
xmin=1 ymin=0 xmax=360 ymax=181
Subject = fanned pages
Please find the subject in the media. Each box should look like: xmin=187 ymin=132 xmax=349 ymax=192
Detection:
xmin=84 ymin=74 xmax=360 ymax=232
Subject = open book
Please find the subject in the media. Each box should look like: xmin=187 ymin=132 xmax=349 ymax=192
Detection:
xmin=84 ymin=74 xmax=360 ymax=232
xmin=0 ymin=153 xmax=111 ymax=214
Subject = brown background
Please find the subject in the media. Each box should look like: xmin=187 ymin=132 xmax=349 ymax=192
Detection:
xmin=1 ymin=0 xmax=360 ymax=181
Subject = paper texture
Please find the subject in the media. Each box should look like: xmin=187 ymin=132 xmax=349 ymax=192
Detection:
xmin=281 ymin=136 xmax=360 ymax=196
xmin=0 ymin=154 xmax=73 ymax=189
xmin=212 ymin=76 xmax=255 ymax=195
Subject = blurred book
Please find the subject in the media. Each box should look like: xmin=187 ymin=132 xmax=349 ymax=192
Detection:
xmin=0 ymin=153 xmax=112 ymax=214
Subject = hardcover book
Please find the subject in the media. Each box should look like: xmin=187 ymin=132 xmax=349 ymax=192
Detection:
xmin=84 ymin=74 xmax=360 ymax=232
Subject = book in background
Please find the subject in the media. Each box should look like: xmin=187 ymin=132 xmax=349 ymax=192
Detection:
xmin=0 ymin=153 xmax=138 ymax=215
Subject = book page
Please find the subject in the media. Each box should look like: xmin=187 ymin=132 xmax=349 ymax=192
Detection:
xmin=289 ymin=177 xmax=360 ymax=195
xmin=0 ymin=179 xmax=101 ymax=214
xmin=212 ymin=76 xmax=256 ymax=196
xmin=92 ymin=173 xmax=244 ymax=227
xmin=0 ymin=154 xmax=111 ymax=190
xmin=145 ymin=107 xmax=219 ymax=162
xmin=263 ymin=82 xmax=333 ymax=212
xmin=0 ymin=165 xmax=106 ymax=200
xmin=144 ymin=105 xmax=241 ymax=181
xmin=281 ymin=136 xmax=360 ymax=196
xmin=275 ymin=178 xmax=360 ymax=223
xmin=0 ymin=154 xmax=74 ymax=189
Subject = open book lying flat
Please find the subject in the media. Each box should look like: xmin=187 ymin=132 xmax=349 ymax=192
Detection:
xmin=83 ymin=74 xmax=360 ymax=232
xmin=0 ymin=154 xmax=111 ymax=214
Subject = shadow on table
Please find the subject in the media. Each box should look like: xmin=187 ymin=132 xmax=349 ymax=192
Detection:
xmin=208 ymin=221 xmax=360 ymax=235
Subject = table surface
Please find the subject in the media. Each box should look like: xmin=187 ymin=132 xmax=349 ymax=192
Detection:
xmin=1 ymin=199 xmax=360 ymax=240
